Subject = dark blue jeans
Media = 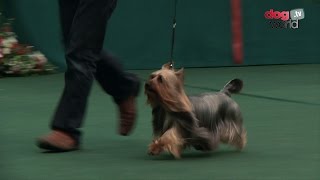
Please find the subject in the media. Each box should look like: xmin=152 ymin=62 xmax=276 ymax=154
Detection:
xmin=51 ymin=0 xmax=140 ymax=143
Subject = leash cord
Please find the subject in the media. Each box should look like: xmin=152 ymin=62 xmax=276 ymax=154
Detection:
xmin=169 ymin=0 xmax=178 ymax=68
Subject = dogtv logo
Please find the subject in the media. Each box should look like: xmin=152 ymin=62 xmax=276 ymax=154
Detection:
xmin=264 ymin=8 xmax=305 ymax=29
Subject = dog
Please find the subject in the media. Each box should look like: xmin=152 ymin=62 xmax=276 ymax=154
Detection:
xmin=144 ymin=63 xmax=247 ymax=159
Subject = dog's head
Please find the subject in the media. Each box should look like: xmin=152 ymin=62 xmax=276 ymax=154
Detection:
xmin=145 ymin=62 xmax=191 ymax=112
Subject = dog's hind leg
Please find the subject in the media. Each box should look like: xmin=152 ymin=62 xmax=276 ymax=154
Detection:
xmin=218 ymin=121 xmax=247 ymax=150
xmin=232 ymin=128 xmax=247 ymax=150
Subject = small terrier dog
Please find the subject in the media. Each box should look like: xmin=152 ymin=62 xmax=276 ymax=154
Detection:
xmin=145 ymin=63 xmax=247 ymax=159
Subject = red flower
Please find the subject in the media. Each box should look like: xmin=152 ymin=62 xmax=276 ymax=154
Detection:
xmin=11 ymin=42 xmax=19 ymax=49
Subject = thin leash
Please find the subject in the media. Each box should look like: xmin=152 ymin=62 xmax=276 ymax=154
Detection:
xmin=169 ymin=0 xmax=178 ymax=69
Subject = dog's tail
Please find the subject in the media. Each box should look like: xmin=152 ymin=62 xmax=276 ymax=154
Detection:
xmin=220 ymin=79 xmax=243 ymax=96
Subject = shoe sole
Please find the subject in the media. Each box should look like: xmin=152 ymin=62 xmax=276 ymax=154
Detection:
xmin=37 ymin=140 xmax=79 ymax=152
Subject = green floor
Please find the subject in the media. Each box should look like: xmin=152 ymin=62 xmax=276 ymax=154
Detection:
xmin=0 ymin=64 xmax=319 ymax=180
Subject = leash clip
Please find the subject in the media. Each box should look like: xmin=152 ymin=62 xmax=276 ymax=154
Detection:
xmin=169 ymin=61 xmax=174 ymax=69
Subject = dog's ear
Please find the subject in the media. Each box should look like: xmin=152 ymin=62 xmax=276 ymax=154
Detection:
xmin=175 ymin=68 xmax=184 ymax=81
xmin=162 ymin=62 xmax=173 ymax=70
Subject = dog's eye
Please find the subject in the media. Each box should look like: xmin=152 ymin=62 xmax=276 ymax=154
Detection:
xmin=150 ymin=75 xmax=156 ymax=79
xmin=158 ymin=75 xmax=163 ymax=83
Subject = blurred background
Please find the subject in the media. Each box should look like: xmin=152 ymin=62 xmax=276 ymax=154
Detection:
xmin=0 ymin=1 xmax=319 ymax=180
xmin=1 ymin=0 xmax=320 ymax=70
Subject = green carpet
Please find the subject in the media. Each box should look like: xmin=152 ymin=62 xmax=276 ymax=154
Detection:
xmin=0 ymin=64 xmax=319 ymax=180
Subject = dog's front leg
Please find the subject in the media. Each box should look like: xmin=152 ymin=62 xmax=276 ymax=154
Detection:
xmin=148 ymin=137 xmax=163 ymax=156
xmin=148 ymin=128 xmax=184 ymax=159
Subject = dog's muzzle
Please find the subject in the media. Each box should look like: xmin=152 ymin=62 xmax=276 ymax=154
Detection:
xmin=145 ymin=82 xmax=153 ymax=92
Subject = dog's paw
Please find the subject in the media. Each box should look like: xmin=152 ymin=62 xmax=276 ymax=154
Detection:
xmin=148 ymin=140 xmax=163 ymax=156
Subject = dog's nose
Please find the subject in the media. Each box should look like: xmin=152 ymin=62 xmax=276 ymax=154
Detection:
xmin=145 ymin=82 xmax=150 ymax=89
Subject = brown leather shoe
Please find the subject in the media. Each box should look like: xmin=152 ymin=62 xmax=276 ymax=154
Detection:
xmin=118 ymin=96 xmax=137 ymax=136
xmin=36 ymin=130 xmax=79 ymax=152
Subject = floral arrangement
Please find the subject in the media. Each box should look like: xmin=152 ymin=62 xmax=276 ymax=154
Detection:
xmin=0 ymin=13 xmax=56 ymax=77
